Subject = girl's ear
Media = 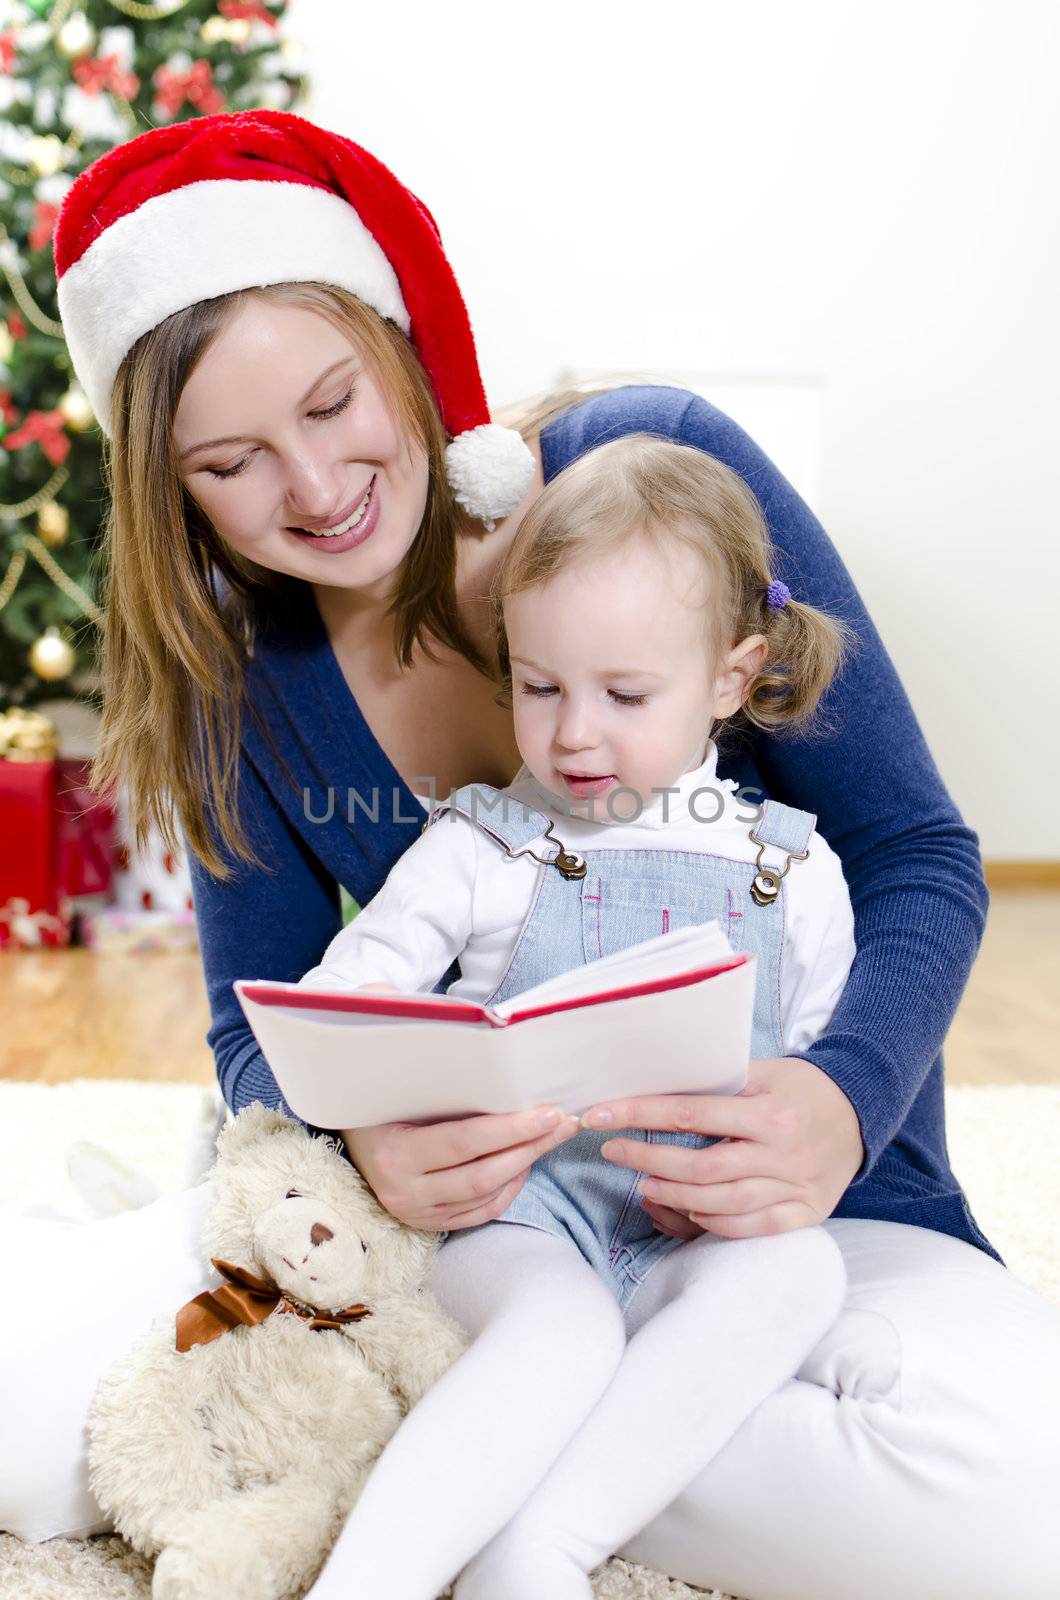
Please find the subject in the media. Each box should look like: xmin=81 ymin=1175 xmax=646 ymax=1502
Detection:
xmin=712 ymin=634 xmax=768 ymax=718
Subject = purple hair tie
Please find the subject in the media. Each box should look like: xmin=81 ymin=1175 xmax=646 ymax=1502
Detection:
xmin=765 ymin=580 xmax=791 ymax=613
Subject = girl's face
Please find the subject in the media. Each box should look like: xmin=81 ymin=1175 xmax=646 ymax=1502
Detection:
xmin=505 ymin=535 xmax=766 ymax=820
xmin=173 ymin=299 xmax=429 ymax=596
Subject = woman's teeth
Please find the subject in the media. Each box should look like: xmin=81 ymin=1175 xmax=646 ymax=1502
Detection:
xmin=301 ymin=480 xmax=373 ymax=537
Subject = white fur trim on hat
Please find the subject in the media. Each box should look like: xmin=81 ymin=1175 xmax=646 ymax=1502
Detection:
xmin=56 ymin=179 xmax=410 ymax=436
xmin=445 ymin=423 xmax=535 ymax=524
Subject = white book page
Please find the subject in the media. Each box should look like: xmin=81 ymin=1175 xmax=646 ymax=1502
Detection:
xmin=491 ymin=919 xmax=734 ymax=1018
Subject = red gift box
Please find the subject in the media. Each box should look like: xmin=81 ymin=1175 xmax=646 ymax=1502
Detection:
xmin=56 ymin=759 xmax=116 ymax=899
xmin=0 ymin=756 xmax=116 ymax=948
xmin=0 ymin=757 xmax=68 ymax=947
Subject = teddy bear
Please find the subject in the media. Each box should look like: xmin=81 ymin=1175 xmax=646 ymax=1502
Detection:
xmin=86 ymin=1103 xmax=470 ymax=1600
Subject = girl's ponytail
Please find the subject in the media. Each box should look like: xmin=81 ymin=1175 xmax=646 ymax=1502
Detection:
xmin=740 ymin=589 xmax=858 ymax=735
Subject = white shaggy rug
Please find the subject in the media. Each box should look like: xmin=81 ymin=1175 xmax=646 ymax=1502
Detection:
xmin=1 ymin=1078 xmax=1057 ymax=1600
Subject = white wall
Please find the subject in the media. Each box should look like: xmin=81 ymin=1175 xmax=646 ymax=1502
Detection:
xmin=294 ymin=0 xmax=1060 ymax=858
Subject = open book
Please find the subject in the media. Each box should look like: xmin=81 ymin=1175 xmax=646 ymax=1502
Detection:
xmin=234 ymin=920 xmax=755 ymax=1130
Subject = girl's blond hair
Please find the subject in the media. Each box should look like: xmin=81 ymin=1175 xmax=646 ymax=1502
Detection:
xmin=493 ymin=433 xmax=856 ymax=738
xmin=92 ymin=282 xmax=486 ymax=879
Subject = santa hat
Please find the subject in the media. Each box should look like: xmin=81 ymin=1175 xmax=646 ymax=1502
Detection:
xmin=53 ymin=109 xmax=534 ymax=524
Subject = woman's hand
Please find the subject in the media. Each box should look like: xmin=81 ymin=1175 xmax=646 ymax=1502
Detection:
xmin=581 ymin=1058 xmax=865 ymax=1240
xmin=341 ymin=1106 xmax=581 ymax=1232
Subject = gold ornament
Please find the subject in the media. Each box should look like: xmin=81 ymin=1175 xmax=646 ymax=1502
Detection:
xmin=0 ymin=323 xmax=12 ymax=364
xmin=0 ymin=707 xmax=59 ymax=762
xmin=37 ymin=500 xmax=70 ymax=548
xmin=201 ymin=15 xmax=251 ymax=44
xmin=29 ymin=136 xmax=67 ymax=178
xmin=57 ymin=12 xmax=96 ymax=58
xmin=28 ymin=626 xmax=76 ymax=681
xmin=58 ymin=383 xmax=95 ymax=432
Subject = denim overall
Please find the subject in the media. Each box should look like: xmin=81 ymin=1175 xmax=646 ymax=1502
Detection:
xmin=429 ymin=785 xmax=817 ymax=1310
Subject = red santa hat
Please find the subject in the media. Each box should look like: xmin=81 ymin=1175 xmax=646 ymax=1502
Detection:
xmin=53 ymin=109 xmax=534 ymax=524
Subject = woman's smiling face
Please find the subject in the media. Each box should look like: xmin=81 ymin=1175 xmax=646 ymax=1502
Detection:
xmin=173 ymin=297 xmax=429 ymax=593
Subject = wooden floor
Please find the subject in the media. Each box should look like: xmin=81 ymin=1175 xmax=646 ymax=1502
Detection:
xmin=1 ymin=890 xmax=1058 ymax=1087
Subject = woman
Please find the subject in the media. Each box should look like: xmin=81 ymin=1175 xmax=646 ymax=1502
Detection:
xmin=4 ymin=110 xmax=1057 ymax=1599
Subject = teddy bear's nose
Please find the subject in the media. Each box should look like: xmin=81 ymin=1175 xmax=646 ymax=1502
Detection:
xmin=310 ymin=1222 xmax=334 ymax=1246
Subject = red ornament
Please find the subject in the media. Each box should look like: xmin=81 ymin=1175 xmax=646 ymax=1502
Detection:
xmin=3 ymin=410 xmax=71 ymax=466
xmin=0 ymin=390 xmax=17 ymax=426
xmin=4 ymin=409 xmax=69 ymax=467
xmin=73 ymin=53 xmax=140 ymax=100
xmin=73 ymin=54 xmax=113 ymax=94
xmin=153 ymin=60 xmax=225 ymax=119
xmin=219 ymin=0 xmax=279 ymax=26
xmin=7 ymin=311 xmax=26 ymax=341
xmin=0 ymin=33 xmax=16 ymax=74
xmin=29 ymin=201 xmax=59 ymax=253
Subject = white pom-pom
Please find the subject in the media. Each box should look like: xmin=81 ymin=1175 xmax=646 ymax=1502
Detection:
xmin=445 ymin=423 xmax=535 ymax=524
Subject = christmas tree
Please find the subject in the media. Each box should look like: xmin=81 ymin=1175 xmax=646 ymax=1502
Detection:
xmin=0 ymin=0 xmax=306 ymax=705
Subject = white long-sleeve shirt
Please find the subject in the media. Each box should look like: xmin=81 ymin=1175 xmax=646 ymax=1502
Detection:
xmin=299 ymin=745 xmax=857 ymax=1057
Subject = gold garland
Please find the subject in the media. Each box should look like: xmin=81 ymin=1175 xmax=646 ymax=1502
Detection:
xmin=0 ymin=224 xmax=65 ymax=338
xmin=103 ymin=0 xmax=193 ymax=19
xmin=0 ymin=546 xmax=26 ymax=613
xmin=108 ymin=88 xmax=141 ymax=136
xmin=2 ymin=164 xmax=38 ymax=188
xmin=0 ymin=534 xmax=103 ymax=626
xmin=46 ymin=0 xmax=77 ymax=34
xmin=0 ymin=466 xmax=70 ymax=519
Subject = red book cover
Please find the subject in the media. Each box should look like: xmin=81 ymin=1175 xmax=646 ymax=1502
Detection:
xmin=239 ymin=953 xmax=750 ymax=1028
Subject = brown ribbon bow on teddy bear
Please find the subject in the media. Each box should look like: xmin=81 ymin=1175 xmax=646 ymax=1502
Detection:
xmin=176 ymin=1258 xmax=372 ymax=1352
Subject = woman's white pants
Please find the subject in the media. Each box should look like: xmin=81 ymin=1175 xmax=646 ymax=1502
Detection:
xmin=2 ymin=1184 xmax=1059 ymax=1600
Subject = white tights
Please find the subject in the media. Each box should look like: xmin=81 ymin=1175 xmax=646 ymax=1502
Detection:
xmin=308 ymin=1220 xmax=847 ymax=1600
xmin=4 ymin=1189 xmax=1060 ymax=1599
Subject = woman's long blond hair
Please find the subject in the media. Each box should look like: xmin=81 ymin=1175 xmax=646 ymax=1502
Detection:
xmin=92 ymin=283 xmax=487 ymax=879
xmin=493 ymin=433 xmax=857 ymax=739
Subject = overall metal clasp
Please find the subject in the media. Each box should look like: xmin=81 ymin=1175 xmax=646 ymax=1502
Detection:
xmin=502 ymin=819 xmax=588 ymax=880
xmin=748 ymin=835 xmax=809 ymax=906
xmin=423 ymin=811 xmax=587 ymax=879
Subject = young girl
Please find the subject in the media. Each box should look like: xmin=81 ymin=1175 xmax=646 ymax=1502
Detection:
xmin=298 ymin=435 xmax=857 ymax=1599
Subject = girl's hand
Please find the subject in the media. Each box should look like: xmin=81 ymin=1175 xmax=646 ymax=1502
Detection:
xmin=341 ymin=1106 xmax=581 ymax=1232
xmin=582 ymin=1058 xmax=865 ymax=1240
